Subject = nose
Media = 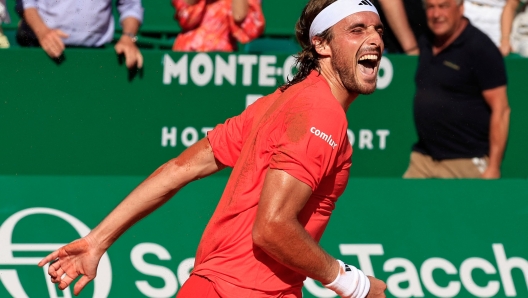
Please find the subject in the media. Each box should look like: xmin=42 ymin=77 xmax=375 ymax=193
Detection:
xmin=365 ymin=26 xmax=383 ymax=49
xmin=428 ymin=7 xmax=441 ymax=19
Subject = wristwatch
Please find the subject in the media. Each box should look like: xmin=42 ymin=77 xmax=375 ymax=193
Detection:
xmin=122 ymin=32 xmax=138 ymax=42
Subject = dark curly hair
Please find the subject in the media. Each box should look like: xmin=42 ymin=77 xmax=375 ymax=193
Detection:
xmin=280 ymin=0 xmax=338 ymax=91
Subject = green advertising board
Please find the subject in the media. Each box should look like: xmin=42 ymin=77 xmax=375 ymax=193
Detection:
xmin=1 ymin=176 xmax=527 ymax=297
xmin=1 ymin=49 xmax=527 ymax=178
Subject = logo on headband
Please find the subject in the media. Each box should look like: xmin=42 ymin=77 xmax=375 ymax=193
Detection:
xmin=359 ymin=0 xmax=373 ymax=6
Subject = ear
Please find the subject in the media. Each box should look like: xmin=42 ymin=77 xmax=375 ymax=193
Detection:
xmin=312 ymin=36 xmax=332 ymax=56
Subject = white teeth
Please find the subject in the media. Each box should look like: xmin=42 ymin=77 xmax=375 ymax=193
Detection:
xmin=359 ymin=55 xmax=378 ymax=61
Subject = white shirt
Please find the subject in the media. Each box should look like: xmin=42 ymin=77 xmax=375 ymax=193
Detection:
xmin=465 ymin=0 xmax=506 ymax=8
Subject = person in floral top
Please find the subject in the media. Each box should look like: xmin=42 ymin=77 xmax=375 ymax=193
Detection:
xmin=172 ymin=0 xmax=265 ymax=51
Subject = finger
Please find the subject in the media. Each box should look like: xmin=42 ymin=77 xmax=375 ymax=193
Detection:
xmin=41 ymin=41 xmax=57 ymax=58
xmin=125 ymin=49 xmax=136 ymax=68
xmin=114 ymin=44 xmax=124 ymax=55
xmin=73 ymin=275 xmax=93 ymax=296
xmin=44 ymin=41 xmax=61 ymax=58
xmin=48 ymin=260 xmax=63 ymax=278
xmin=51 ymin=267 xmax=65 ymax=283
xmin=137 ymin=52 xmax=143 ymax=69
xmin=51 ymin=35 xmax=65 ymax=53
xmin=56 ymin=29 xmax=69 ymax=38
xmin=38 ymin=251 xmax=59 ymax=267
xmin=59 ymin=272 xmax=77 ymax=290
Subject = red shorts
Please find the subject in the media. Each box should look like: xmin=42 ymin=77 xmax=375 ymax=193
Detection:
xmin=177 ymin=274 xmax=221 ymax=298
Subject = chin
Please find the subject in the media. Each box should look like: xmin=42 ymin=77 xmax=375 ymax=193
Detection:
xmin=360 ymin=86 xmax=377 ymax=95
xmin=359 ymin=80 xmax=377 ymax=95
xmin=348 ymin=82 xmax=377 ymax=95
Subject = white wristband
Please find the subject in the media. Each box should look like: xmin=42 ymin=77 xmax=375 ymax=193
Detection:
xmin=324 ymin=260 xmax=370 ymax=298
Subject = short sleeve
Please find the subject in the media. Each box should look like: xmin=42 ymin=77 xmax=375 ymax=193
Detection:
xmin=269 ymin=107 xmax=348 ymax=191
xmin=117 ymin=0 xmax=144 ymax=24
xmin=229 ymin=0 xmax=265 ymax=43
xmin=471 ymin=37 xmax=507 ymax=90
xmin=207 ymin=103 xmax=256 ymax=168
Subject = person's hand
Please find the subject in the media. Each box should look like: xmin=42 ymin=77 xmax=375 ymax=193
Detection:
xmin=115 ymin=35 xmax=143 ymax=69
xmin=38 ymin=236 xmax=104 ymax=296
xmin=37 ymin=29 xmax=68 ymax=58
xmin=500 ymin=39 xmax=511 ymax=57
xmin=481 ymin=166 xmax=501 ymax=179
xmin=366 ymin=276 xmax=387 ymax=298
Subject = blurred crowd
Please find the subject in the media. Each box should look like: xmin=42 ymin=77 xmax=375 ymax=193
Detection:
xmin=0 ymin=0 xmax=526 ymax=57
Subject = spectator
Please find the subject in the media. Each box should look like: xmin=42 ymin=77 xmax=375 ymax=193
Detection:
xmin=464 ymin=0 xmax=506 ymax=47
xmin=373 ymin=0 xmax=428 ymax=54
xmin=16 ymin=0 xmax=144 ymax=69
xmin=172 ymin=0 xmax=265 ymax=52
xmin=501 ymin=0 xmax=528 ymax=56
xmin=404 ymin=0 xmax=511 ymax=179
xmin=0 ymin=0 xmax=10 ymax=48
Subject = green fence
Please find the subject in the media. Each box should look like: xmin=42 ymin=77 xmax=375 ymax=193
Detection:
xmin=1 ymin=176 xmax=527 ymax=298
xmin=1 ymin=49 xmax=527 ymax=178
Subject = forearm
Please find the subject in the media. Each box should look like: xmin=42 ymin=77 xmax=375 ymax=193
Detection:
xmin=88 ymin=164 xmax=181 ymax=250
xmin=488 ymin=107 xmax=510 ymax=171
xmin=90 ymin=138 xmax=222 ymax=250
xmin=378 ymin=0 xmax=418 ymax=54
xmin=232 ymin=0 xmax=249 ymax=24
xmin=254 ymin=218 xmax=339 ymax=284
xmin=253 ymin=169 xmax=339 ymax=284
xmin=23 ymin=8 xmax=50 ymax=38
xmin=501 ymin=0 xmax=518 ymax=44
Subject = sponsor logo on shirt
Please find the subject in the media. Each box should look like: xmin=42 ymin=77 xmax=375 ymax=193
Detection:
xmin=443 ymin=60 xmax=460 ymax=71
xmin=310 ymin=127 xmax=338 ymax=149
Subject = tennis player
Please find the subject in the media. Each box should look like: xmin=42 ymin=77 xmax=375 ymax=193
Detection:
xmin=39 ymin=0 xmax=387 ymax=297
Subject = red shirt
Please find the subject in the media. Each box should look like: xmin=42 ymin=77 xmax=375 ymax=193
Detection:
xmin=172 ymin=0 xmax=265 ymax=52
xmin=193 ymin=71 xmax=353 ymax=297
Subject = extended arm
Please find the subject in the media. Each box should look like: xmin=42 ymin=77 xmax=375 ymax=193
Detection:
xmin=378 ymin=0 xmax=418 ymax=55
xmin=482 ymin=85 xmax=510 ymax=178
xmin=252 ymin=169 xmax=386 ymax=297
xmin=23 ymin=7 xmax=68 ymax=58
xmin=38 ymin=138 xmax=224 ymax=295
xmin=500 ymin=0 xmax=520 ymax=56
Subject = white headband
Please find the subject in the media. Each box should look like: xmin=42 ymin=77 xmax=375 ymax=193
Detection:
xmin=309 ymin=0 xmax=379 ymax=42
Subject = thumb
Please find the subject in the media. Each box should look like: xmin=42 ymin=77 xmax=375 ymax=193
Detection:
xmin=115 ymin=43 xmax=124 ymax=54
xmin=73 ymin=275 xmax=93 ymax=296
xmin=55 ymin=30 xmax=69 ymax=38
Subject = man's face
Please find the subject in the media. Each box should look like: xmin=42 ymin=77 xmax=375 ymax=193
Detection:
xmin=327 ymin=12 xmax=384 ymax=95
xmin=425 ymin=0 xmax=464 ymax=39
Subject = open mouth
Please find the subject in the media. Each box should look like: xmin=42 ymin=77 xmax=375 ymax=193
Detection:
xmin=358 ymin=54 xmax=379 ymax=77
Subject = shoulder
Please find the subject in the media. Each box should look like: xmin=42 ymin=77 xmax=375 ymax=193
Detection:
xmin=281 ymin=73 xmax=337 ymax=109
xmin=464 ymin=23 xmax=500 ymax=52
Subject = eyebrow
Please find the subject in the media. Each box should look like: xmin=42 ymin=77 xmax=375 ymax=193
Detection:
xmin=346 ymin=22 xmax=385 ymax=32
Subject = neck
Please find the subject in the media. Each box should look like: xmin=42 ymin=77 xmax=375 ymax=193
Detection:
xmin=318 ymin=58 xmax=358 ymax=112
xmin=433 ymin=18 xmax=468 ymax=54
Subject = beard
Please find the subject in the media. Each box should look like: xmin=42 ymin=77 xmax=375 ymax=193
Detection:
xmin=330 ymin=46 xmax=378 ymax=95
